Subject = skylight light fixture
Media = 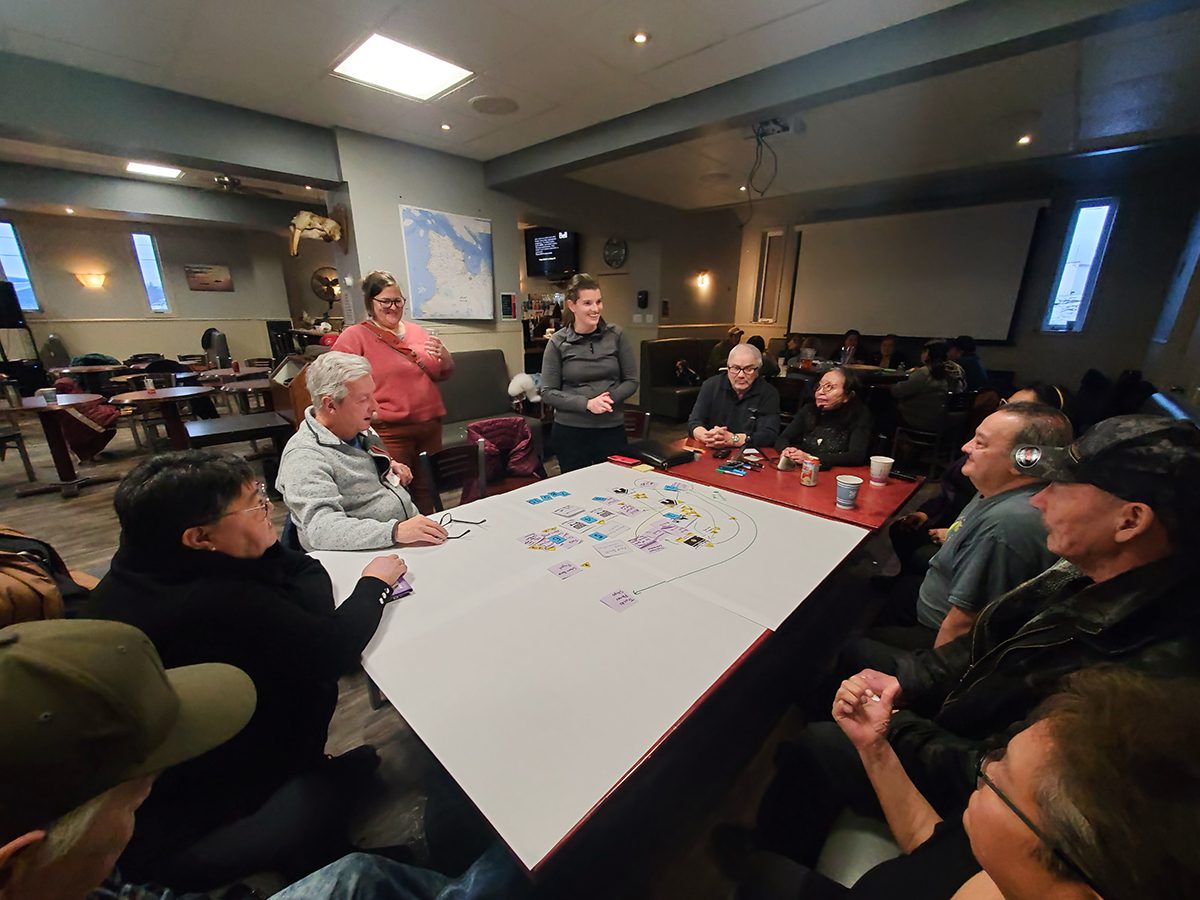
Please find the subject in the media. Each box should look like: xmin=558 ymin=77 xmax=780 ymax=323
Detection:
xmin=440 ymin=123 xmax=452 ymax=131
xmin=1017 ymin=134 xmax=1033 ymax=146
xmin=631 ymin=31 xmax=650 ymax=44
xmin=126 ymin=161 xmax=182 ymax=179
xmin=334 ymin=34 xmax=473 ymax=101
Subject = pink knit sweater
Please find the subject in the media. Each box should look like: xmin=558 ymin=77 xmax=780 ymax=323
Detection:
xmin=332 ymin=321 xmax=449 ymax=424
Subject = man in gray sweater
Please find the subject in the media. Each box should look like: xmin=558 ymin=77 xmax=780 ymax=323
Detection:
xmin=277 ymin=351 xmax=448 ymax=550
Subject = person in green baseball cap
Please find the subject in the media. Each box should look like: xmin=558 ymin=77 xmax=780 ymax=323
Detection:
xmin=0 ymin=618 xmax=255 ymax=900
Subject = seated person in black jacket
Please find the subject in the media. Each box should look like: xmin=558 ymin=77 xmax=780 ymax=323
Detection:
xmin=867 ymin=333 xmax=906 ymax=370
xmin=735 ymin=667 xmax=1199 ymax=900
xmin=738 ymin=415 xmax=1200 ymax=868
xmin=775 ymin=367 xmax=871 ymax=470
xmin=85 ymin=451 xmax=408 ymax=890
xmin=688 ymin=344 xmax=781 ymax=450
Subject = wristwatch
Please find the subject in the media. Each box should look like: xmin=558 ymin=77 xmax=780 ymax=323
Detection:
xmin=736 ymin=433 xmax=746 ymax=446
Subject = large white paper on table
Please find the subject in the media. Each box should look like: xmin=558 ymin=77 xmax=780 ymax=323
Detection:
xmin=313 ymin=465 xmax=864 ymax=869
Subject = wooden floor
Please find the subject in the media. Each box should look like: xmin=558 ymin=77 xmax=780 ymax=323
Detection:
xmin=0 ymin=414 xmax=928 ymax=898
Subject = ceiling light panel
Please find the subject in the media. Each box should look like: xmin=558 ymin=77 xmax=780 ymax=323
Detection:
xmin=126 ymin=161 xmax=182 ymax=178
xmin=334 ymin=34 xmax=473 ymax=101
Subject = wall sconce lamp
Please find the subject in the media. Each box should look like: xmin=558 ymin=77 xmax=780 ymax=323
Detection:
xmin=75 ymin=273 xmax=107 ymax=289
xmin=696 ymin=271 xmax=711 ymax=289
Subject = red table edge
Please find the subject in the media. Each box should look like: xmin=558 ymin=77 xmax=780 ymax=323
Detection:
xmin=529 ymin=629 xmax=772 ymax=873
xmin=661 ymin=445 xmax=924 ymax=531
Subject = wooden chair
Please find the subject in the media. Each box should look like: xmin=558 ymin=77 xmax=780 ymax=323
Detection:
xmin=0 ymin=424 xmax=35 ymax=482
xmin=624 ymin=409 xmax=651 ymax=441
xmin=419 ymin=440 xmax=487 ymax=513
xmin=244 ymin=357 xmax=274 ymax=369
xmin=892 ymin=391 xmax=976 ymax=477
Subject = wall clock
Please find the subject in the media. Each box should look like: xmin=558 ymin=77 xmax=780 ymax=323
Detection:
xmin=603 ymin=238 xmax=628 ymax=269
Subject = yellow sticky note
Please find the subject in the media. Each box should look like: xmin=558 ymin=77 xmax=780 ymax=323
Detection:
xmin=632 ymin=464 xmax=655 ymax=472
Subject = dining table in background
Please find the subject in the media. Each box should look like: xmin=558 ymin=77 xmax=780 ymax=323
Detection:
xmin=109 ymin=385 xmax=215 ymax=450
xmin=7 ymin=393 xmax=123 ymax=497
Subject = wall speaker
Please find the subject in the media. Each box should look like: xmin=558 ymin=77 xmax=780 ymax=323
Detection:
xmin=636 ymin=290 xmax=649 ymax=309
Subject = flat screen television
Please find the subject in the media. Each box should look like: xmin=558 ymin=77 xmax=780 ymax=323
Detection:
xmin=524 ymin=227 xmax=579 ymax=281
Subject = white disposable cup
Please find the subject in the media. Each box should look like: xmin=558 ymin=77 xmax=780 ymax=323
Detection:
xmin=869 ymin=455 xmax=894 ymax=485
xmin=835 ymin=474 xmax=863 ymax=508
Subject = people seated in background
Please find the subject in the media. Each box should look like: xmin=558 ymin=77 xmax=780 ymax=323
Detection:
xmin=867 ymin=403 xmax=1071 ymax=650
xmin=689 ymin=344 xmax=781 ymax=450
xmin=84 ymin=451 xmax=410 ymax=889
xmin=780 ymin=333 xmax=804 ymax=366
xmin=836 ymin=329 xmax=861 ymax=365
xmin=277 ymin=351 xmax=448 ymax=550
xmin=745 ymin=415 xmax=1200 ymax=867
xmin=948 ymin=335 xmax=988 ymax=390
xmin=868 ymin=333 xmax=905 ymax=370
xmin=889 ymin=339 xmax=966 ymax=431
xmin=50 ymin=375 xmax=120 ymax=460
xmin=674 ymin=358 xmax=701 ymax=385
xmin=775 ymin=367 xmax=871 ymax=470
xmin=735 ymin=667 xmax=1200 ymax=900
xmin=707 ymin=325 xmax=745 ymax=376
xmin=746 ymin=335 xmax=780 ymax=378
xmin=0 ymin=619 xmax=524 ymax=900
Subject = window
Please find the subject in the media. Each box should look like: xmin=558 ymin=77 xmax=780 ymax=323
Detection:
xmin=1152 ymin=210 xmax=1200 ymax=344
xmin=1042 ymin=199 xmax=1117 ymax=333
xmin=131 ymin=232 xmax=169 ymax=312
xmin=752 ymin=228 xmax=786 ymax=323
xmin=0 ymin=222 xmax=39 ymax=311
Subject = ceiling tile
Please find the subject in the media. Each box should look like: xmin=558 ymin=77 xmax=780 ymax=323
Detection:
xmin=4 ymin=28 xmax=166 ymax=84
xmin=0 ymin=0 xmax=193 ymax=68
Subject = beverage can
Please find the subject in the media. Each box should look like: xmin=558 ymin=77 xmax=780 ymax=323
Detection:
xmin=800 ymin=456 xmax=819 ymax=486
xmin=231 ymin=359 xmax=241 ymax=374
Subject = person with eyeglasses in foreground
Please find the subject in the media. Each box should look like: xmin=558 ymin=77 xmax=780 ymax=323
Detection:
xmin=688 ymin=343 xmax=781 ymax=450
xmin=277 ymin=351 xmax=449 ymax=550
xmin=333 ymin=270 xmax=455 ymax=513
xmin=735 ymin=665 xmax=1200 ymax=900
xmin=0 ymin=619 xmax=526 ymax=900
xmin=83 ymin=451 xmax=410 ymax=890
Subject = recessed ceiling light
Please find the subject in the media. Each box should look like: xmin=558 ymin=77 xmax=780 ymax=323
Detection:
xmin=739 ymin=185 xmax=747 ymax=192
xmin=304 ymin=185 xmax=313 ymax=191
xmin=64 ymin=207 xmax=75 ymax=214
xmin=126 ymin=161 xmax=182 ymax=179
xmin=334 ymin=33 xmax=473 ymax=101
xmin=1017 ymin=134 xmax=1033 ymax=146
xmin=631 ymin=31 xmax=650 ymax=44
xmin=440 ymin=123 xmax=452 ymax=131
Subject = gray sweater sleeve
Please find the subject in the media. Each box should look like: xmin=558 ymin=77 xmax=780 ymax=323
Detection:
xmin=608 ymin=329 xmax=638 ymax=404
xmin=279 ymin=448 xmax=399 ymax=551
xmin=539 ymin=338 xmax=590 ymax=414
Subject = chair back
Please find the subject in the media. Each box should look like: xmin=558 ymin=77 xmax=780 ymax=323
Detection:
xmin=281 ymin=515 xmax=304 ymax=551
xmin=124 ymin=353 xmax=165 ymax=365
xmin=419 ymin=440 xmax=487 ymax=513
xmin=624 ymin=410 xmax=651 ymax=441
xmin=244 ymin=357 xmax=274 ymax=369
xmin=177 ymin=354 xmax=207 ymax=364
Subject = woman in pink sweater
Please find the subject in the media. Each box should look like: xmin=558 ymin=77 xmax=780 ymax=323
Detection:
xmin=332 ymin=270 xmax=455 ymax=512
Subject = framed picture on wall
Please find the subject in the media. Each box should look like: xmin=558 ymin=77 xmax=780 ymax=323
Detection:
xmin=399 ymin=204 xmax=495 ymax=320
xmin=184 ymin=264 xmax=234 ymax=292
xmin=500 ymin=292 xmax=517 ymax=320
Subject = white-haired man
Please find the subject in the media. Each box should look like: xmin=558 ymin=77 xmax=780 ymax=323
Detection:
xmin=277 ymin=351 xmax=447 ymax=550
xmin=687 ymin=343 xmax=781 ymax=450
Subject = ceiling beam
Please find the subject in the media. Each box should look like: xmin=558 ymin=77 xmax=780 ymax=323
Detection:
xmin=0 ymin=53 xmax=341 ymax=186
xmin=0 ymin=163 xmax=316 ymax=231
xmin=484 ymin=0 xmax=1200 ymax=189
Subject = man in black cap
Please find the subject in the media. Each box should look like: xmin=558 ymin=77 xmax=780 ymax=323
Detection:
xmin=743 ymin=415 xmax=1200 ymax=865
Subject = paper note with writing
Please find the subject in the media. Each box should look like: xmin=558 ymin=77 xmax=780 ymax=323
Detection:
xmin=553 ymin=505 xmax=585 ymax=517
xmin=594 ymin=541 xmax=632 ymax=559
xmin=599 ymin=589 xmax=637 ymax=612
xmin=549 ymin=561 xmax=582 ymax=580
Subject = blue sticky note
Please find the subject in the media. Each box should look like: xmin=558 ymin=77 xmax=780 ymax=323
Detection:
xmin=663 ymin=484 xmax=680 ymax=492
xmin=580 ymin=515 xmax=598 ymax=524
xmin=548 ymin=534 xmax=566 ymax=545
xmin=527 ymin=498 xmax=542 ymax=505
xmin=664 ymin=512 xmax=682 ymax=520
xmin=588 ymin=532 xmax=608 ymax=541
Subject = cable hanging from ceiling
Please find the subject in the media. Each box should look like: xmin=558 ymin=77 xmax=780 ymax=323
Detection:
xmin=735 ymin=121 xmax=781 ymax=227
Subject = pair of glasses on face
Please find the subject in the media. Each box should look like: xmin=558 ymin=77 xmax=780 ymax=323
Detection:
xmin=727 ymin=365 xmax=760 ymax=375
xmin=218 ymin=482 xmax=271 ymax=520
xmin=374 ymin=298 xmax=407 ymax=310
xmin=975 ymin=749 xmax=1101 ymax=894
xmin=815 ymin=382 xmax=842 ymax=394
xmin=436 ymin=511 xmax=486 ymax=539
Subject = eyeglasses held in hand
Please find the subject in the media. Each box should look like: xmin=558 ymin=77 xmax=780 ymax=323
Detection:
xmin=437 ymin=512 xmax=486 ymax=539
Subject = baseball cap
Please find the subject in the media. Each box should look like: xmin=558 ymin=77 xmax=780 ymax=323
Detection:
xmin=0 ymin=619 xmax=256 ymax=843
xmin=1011 ymin=414 xmax=1200 ymax=511
xmin=728 ymin=326 xmax=744 ymax=337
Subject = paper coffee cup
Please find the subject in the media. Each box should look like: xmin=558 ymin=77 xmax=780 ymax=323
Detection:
xmin=835 ymin=474 xmax=863 ymax=508
xmin=869 ymin=455 xmax=894 ymax=485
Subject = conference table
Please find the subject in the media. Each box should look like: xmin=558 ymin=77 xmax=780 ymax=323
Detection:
xmin=110 ymin=385 xmax=215 ymax=450
xmin=312 ymin=460 xmax=920 ymax=873
xmin=668 ymin=441 xmax=923 ymax=530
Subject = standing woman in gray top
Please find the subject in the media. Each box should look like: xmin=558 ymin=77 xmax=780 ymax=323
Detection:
xmin=540 ymin=273 xmax=638 ymax=472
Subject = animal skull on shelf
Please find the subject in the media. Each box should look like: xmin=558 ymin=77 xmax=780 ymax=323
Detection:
xmin=289 ymin=211 xmax=342 ymax=256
